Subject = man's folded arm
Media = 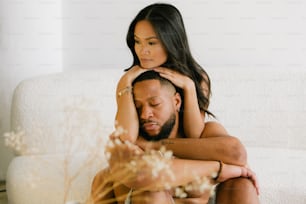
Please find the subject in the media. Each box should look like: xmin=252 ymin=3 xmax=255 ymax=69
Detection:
xmin=156 ymin=122 xmax=247 ymax=166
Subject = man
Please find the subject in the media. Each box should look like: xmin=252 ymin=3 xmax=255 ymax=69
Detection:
xmin=91 ymin=71 xmax=259 ymax=204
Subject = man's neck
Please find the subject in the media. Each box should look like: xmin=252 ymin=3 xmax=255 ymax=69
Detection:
xmin=168 ymin=126 xmax=184 ymax=139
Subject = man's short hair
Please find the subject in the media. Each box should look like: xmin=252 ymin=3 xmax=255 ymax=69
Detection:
xmin=132 ymin=70 xmax=177 ymax=93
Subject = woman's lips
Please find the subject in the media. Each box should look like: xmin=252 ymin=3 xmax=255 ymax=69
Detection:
xmin=141 ymin=59 xmax=152 ymax=63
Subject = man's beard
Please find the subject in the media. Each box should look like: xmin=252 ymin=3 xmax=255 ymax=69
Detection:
xmin=140 ymin=114 xmax=176 ymax=141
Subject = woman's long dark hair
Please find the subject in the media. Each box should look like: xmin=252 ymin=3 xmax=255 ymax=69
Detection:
xmin=126 ymin=3 xmax=212 ymax=114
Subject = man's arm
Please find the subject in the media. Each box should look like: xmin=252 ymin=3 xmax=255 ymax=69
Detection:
xmin=107 ymin=140 xmax=258 ymax=192
xmin=118 ymin=156 xmax=257 ymax=192
xmin=138 ymin=122 xmax=247 ymax=166
xmin=123 ymin=158 xmax=221 ymax=190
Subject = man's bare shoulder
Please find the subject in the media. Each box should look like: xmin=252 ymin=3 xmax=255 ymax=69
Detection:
xmin=201 ymin=121 xmax=228 ymax=138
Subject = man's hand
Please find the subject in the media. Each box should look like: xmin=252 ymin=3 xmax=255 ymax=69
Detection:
xmin=135 ymin=136 xmax=161 ymax=151
xmin=218 ymin=163 xmax=260 ymax=195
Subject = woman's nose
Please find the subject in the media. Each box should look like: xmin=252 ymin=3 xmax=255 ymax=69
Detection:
xmin=140 ymin=45 xmax=150 ymax=55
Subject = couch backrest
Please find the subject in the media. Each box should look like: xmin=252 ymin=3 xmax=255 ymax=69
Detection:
xmin=11 ymin=68 xmax=306 ymax=155
xmin=209 ymin=67 xmax=306 ymax=150
xmin=11 ymin=69 xmax=122 ymax=155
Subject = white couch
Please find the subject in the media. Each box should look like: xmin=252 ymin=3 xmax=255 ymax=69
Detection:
xmin=6 ymin=68 xmax=306 ymax=204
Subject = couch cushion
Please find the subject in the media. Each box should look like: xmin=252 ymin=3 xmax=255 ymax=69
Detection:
xmin=247 ymin=146 xmax=306 ymax=203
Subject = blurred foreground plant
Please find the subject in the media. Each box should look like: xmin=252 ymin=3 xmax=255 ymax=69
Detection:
xmin=3 ymin=108 xmax=216 ymax=204
xmin=89 ymin=127 xmax=217 ymax=204
xmin=3 ymin=100 xmax=108 ymax=204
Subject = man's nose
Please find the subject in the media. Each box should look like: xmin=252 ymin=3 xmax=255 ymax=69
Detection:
xmin=140 ymin=105 xmax=153 ymax=119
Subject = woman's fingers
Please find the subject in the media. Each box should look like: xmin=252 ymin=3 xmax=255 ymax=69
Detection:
xmin=124 ymin=65 xmax=150 ymax=82
xmin=153 ymin=67 xmax=174 ymax=74
xmin=153 ymin=67 xmax=193 ymax=89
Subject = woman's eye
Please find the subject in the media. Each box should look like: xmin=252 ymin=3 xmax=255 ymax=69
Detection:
xmin=148 ymin=41 xmax=157 ymax=45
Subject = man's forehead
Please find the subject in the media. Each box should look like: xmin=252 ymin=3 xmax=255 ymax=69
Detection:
xmin=134 ymin=79 xmax=175 ymax=91
xmin=133 ymin=79 xmax=172 ymax=99
xmin=134 ymin=80 xmax=161 ymax=95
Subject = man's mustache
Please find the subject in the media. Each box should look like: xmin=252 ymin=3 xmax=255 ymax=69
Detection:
xmin=140 ymin=119 xmax=158 ymax=126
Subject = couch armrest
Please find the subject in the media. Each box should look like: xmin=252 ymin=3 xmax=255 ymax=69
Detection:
xmin=6 ymin=152 xmax=107 ymax=204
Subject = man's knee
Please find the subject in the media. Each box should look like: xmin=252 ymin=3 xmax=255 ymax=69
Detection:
xmin=217 ymin=177 xmax=258 ymax=200
xmin=91 ymin=168 xmax=114 ymax=203
xmin=92 ymin=168 xmax=109 ymax=192
xmin=216 ymin=178 xmax=259 ymax=204
xmin=218 ymin=177 xmax=255 ymax=192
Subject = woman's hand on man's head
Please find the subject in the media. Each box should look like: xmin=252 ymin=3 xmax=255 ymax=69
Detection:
xmin=122 ymin=65 xmax=150 ymax=83
xmin=153 ymin=67 xmax=195 ymax=91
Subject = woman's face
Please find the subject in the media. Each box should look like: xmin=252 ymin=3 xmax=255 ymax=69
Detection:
xmin=134 ymin=20 xmax=168 ymax=69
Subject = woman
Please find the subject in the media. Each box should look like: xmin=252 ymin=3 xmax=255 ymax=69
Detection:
xmin=116 ymin=3 xmax=211 ymax=142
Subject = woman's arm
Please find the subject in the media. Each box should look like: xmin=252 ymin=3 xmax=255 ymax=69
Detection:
xmin=115 ymin=66 xmax=147 ymax=142
xmin=153 ymin=67 xmax=204 ymax=138
xmin=182 ymin=79 xmax=205 ymax=138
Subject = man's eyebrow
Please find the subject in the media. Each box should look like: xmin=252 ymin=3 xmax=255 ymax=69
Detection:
xmin=148 ymin=96 xmax=161 ymax=100
xmin=134 ymin=96 xmax=161 ymax=103
xmin=134 ymin=35 xmax=158 ymax=40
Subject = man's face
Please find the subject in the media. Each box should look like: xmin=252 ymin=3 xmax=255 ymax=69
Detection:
xmin=133 ymin=79 xmax=181 ymax=141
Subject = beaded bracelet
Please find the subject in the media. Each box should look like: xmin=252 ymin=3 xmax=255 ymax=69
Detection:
xmin=117 ymin=86 xmax=132 ymax=98
xmin=214 ymin=160 xmax=223 ymax=181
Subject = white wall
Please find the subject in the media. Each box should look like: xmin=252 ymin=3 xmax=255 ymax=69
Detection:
xmin=1 ymin=0 xmax=306 ymax=180
xmin=0 ymin=0 xmax=62 ymax=180
xmin=61 ymin=1 xmax=144 ymax=71
xmin=62 ymin=0 xmax=306 ymax=72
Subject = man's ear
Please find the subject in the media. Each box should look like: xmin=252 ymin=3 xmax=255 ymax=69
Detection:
xmin=174 ymin=92 xmax=182 ymax=111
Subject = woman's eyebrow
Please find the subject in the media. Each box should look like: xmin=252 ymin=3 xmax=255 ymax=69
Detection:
xmin=134 ymin=34 xmax=158 ymax=40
